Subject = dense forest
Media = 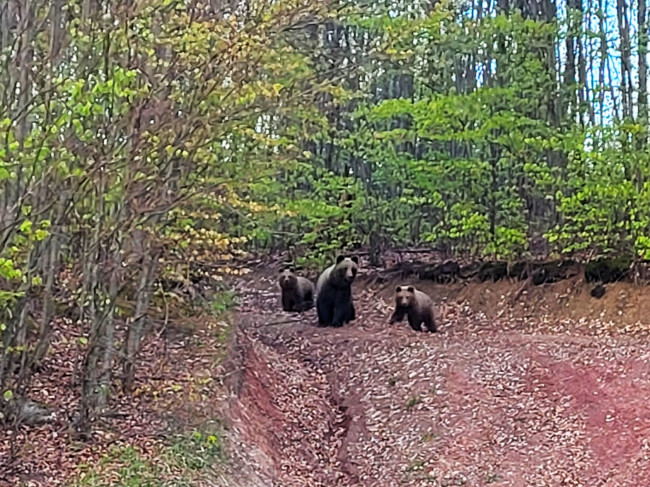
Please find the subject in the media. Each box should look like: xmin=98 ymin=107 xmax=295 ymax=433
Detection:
xmin=2 ymin=0 xmax=650 ymax=483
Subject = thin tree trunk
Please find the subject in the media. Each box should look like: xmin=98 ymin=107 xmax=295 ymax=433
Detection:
xmin=31 ymin=230 xmax=60 ymax=369
xmin=639 ymin=0 xmax=648 ymax=136
xmin=565 ymin=0 xmax=577 ymax=119
xmin=122 ymin=252 xmax=158 ymax=393
xmin=598 ymin=0 xmax=607 ymax=125
xmin=575 ymin=2 xmax=589 ymax=124
xmin=77 ymin=246 xmax=120 ymax=433
xmin=616 ymin=0 xmax=633 ymax=119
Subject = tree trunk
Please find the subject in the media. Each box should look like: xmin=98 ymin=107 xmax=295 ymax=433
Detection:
xmin=616 ymin=0 xmax=633 ymax=119
xmin=122 ymin=253 xmax=158 ymax=393
xmin=639 ymin=0 xmax=648 ymax=139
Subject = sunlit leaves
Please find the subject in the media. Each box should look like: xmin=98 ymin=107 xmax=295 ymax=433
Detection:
xmin=0 ymin=0 xmax=340 ymax=412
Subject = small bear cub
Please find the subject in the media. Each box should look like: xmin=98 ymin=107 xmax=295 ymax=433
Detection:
xmin=278 ymin=269 xmax=315 ymax=312
xmin=316 ymin=255 xmax=359 ymax=327
xmin=389 ymin=285 xmax=437 ymax=332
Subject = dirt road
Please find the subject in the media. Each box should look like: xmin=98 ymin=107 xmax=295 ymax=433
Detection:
xmin=223 ymin=274 xmax=650 ymax=486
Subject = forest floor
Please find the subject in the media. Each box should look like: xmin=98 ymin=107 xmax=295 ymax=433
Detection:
xmin=5 ymin=257 xmax=650 ymax=486
xmin=0 ymin=301 xmax=233 ymax=486
xmin=223 ymin=264 xmax=650 ymax=487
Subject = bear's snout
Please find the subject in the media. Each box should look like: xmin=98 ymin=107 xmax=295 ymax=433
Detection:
xmin=397 ymin=298 xmax=410 ymax=308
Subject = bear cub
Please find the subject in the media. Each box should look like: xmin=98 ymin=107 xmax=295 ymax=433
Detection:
xmin=278 ymin=269 xmax=315 ymax=312
xmin=389 ymin=285 xmax=437 ymax=332
xmin=316 ymin=255 xmax=359 ymax=327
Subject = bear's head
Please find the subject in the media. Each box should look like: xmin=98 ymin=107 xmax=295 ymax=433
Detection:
xmin=278 ymin=269 xmax=298 ymax=289
xmin=333 ymin=255 xmax=359 ymax=284
xmin=395 ymin=286 xmax=416 ymax=308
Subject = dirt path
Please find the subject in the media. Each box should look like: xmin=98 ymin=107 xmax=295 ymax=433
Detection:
xmin=222 ymin=274 xmax=650 ymax=486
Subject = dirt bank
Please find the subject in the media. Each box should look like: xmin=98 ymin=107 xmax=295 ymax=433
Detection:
xmin=221 ymin=270 xmax=650 ymax=486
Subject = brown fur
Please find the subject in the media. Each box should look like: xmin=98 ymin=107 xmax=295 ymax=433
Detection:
xmin=389 ymin=285 xmax=436 ymax=332
xmin=316 ymin=255 xmax=359 ymax=327
xmin=278 ymin=269 xmax=315 ymax=312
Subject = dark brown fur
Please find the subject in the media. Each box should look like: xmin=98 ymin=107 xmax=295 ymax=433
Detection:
xmin=316 ymin=255 xmax=359 ymax=327
xmin=278 ymin=269 xmax=315 ymax=312
xmin=389 ymin=285 xmax=436 ymax=332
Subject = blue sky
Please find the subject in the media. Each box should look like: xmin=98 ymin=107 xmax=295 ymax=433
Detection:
xmin=468 ymin=0 xmax=637 ymax=126
xmin=557 ymin=0 xmax=634 ymax=125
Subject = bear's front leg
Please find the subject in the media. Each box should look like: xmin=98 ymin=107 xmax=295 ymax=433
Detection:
xmin=317 ymin=295 xmax=333 ymax=326
xmin=282 ymin=294 xmax=294 ymax=312
xmin=332 ymin=303 xmax=351 ymax=327
xmin=389 ymin=308 xmax=406 ymax=325
xmin=407 ymin=314 xmax=423 ymax=332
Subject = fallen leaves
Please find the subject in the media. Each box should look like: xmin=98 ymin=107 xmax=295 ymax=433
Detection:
xmin=8 ymin=264 xmax=650 ymax=486
xmin=0 ymin=312 xmax=232 ymax=486
xmin=225 ymin=271 xmax=650 ymax=486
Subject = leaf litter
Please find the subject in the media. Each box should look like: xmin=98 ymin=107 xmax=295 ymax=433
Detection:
xmin=224 ymin=269 xmax=650 ymax=486
xmin=5 ymin=262 xmax=650 ymax=486
xmin=0 ymin=311 xmax=231 ymax=486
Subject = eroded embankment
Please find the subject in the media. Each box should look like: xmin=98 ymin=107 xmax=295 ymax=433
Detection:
xmin=222 ymin=314 xmax=357 ymax=486
xmin=220 ymin=268 xmax=650 ymax=487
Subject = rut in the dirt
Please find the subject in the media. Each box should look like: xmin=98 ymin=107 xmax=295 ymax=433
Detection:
xmin=222 ymin=272 xmax=650 ymax=487
xmin=223 ymin=315 xmax=358 ymax=486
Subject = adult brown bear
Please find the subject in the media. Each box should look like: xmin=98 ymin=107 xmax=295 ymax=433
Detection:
xmin=315 ymin=255 xmax=359 ymax=327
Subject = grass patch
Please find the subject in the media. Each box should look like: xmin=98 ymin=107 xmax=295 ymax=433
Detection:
xmin=406 ymin=459 xmax=425 ymax=472
xmin=486 ymin=472 xmax=502 ymax=483
xmin=421 ymin=431 xmax=438 ymax=443
xmin=72 ymin=427 xmax=225 ymax=487
xmin=406 ymin=395 xmax=422 ymax=409
xmin=211 ymin=289 xmax=236 ymax=317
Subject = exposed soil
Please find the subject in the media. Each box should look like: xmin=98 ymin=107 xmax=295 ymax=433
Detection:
xmin=222 ymin=269 xmax=650 ymax=486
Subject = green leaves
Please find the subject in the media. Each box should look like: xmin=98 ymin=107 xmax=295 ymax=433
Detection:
xmin=19 ymin=220 xmax=32 ymax=234
xmin=0 ymin=258 xmax=22 ymax=281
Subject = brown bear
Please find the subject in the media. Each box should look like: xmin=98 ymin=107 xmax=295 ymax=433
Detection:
xmin=316 ymin=255 xmax=359 ymax=327
xmin=278 ymin=269 xmax=315 ymax=312
xmin=389 ymin=285 xmax=436 ymax=332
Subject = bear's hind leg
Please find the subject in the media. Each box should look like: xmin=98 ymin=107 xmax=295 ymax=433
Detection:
xmin=300 ymin=290 xmax=314 ymax=312
xmin=423 ymin=310 xmax=437 ymax=332
xmin=295 ymin=298 xmax=314 ymax=312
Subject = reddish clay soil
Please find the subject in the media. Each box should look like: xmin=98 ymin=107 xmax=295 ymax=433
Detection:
xmin=223 ymin=272 xmax=650 ymax=486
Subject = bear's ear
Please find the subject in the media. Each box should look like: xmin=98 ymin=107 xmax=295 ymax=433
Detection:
xmin=407 ymin=286 xmax=415 ymax=293
xmin=278 ymin=268 xmax=285 ymax=273
xmin=336 ymin=255 xmax=345 ymax=264
xmin=396 ymin=286 xmax=402 ymax=293
xmin=351 ymin=256 xmax=359 ymax=264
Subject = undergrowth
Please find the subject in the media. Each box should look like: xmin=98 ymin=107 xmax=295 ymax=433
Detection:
xmin=69 ymin=289 xmax=235 ymax=487
xmin=72 ymin=425 xmax=226 ymax=487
